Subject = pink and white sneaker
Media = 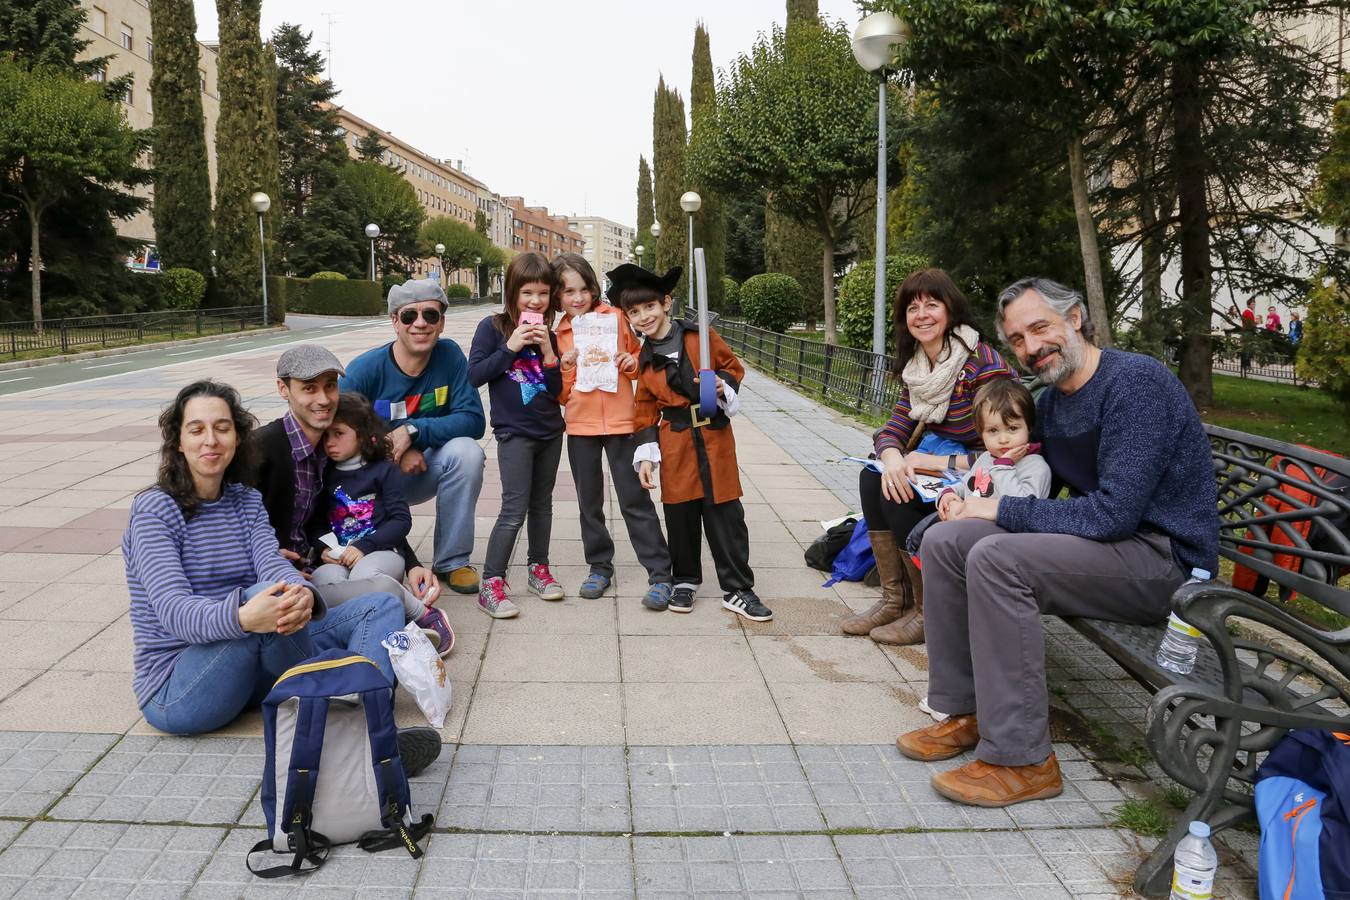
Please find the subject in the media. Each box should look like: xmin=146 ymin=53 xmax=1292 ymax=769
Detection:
xmin=478 ymin=576 xmax=519 ymax=618
xmin=527 ymin=564 xmax=565 ymax=601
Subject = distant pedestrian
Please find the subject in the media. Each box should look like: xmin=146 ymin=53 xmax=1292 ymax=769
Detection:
xmin=552 ymin=253 xmax=674 ymax=610
xmin=1265 ymin=305 xmax=1283 ymax=333
xmin=468 ymin=252 xmax=566 ymax=619
xmin=1242 ymin=298 xmax=1258 ymax=329
xmin=1288 ymin=311 xmax=1303 ymax=345
xmin=1240 ymin=298 xmax=1258 ymax=374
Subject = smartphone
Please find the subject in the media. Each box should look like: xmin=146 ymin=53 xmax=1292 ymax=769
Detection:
xmin=521 ymin=311 xmax=544 ymax=326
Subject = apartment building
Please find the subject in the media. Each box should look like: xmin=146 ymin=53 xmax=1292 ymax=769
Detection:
xmin=502 ymin=198 xmax=587 ymax=259
xmin=76 ymin=0 xmax=221 ymax=261
xmin=569 ymin=216 xmax=636 ymax=280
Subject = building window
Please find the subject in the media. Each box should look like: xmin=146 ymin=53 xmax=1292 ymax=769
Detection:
xmin=120 ymin=24 xmax=133 ymax=50
xmin=89 ymin=7 xmax=106 ymax=35
xmin=145 ymin=39 xmax=153 ymax=61
xmin=92 ymin=67 xmax=106 ymax=83
xmin=199 ymin=70 xmax=206 ymax=92
xmin=123 ymin=82 xmax=133 ymax=106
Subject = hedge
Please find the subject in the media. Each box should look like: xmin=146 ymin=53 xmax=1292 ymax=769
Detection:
xmin=721 ymin=276 xmax=741 ymax=315
xmin=836 ymin=254 xmax=930 ymax=351
xmin=161 ymin=268 xmax=207 ymax=310
xmin=446 ymin=283 xmax=472 ymax=299
xmin=740 ymin=273 xmax=804 ymax=333
xmin=276 ymin=276 xmax=385 ymax=316
xmin=309 ymin=271 xmax=348 ymax=280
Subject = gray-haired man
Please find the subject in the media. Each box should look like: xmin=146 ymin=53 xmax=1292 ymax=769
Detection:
xmin=897 ymin=277 xmax=1219 ymax=808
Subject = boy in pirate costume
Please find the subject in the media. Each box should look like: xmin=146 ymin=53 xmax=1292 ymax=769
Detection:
xmin=608 ymin=263 xmax=773 ymax=622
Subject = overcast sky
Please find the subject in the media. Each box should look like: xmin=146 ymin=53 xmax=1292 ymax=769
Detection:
xmin=191 ymin=0 xmax=861 ymax=227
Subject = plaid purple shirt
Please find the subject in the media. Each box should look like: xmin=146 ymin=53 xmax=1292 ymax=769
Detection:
xmin=282 ymin=410 xmax=323 ymax=553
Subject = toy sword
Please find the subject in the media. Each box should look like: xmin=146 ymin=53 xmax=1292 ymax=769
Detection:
xmin=694 ymin=247 xmax=718 ymax=413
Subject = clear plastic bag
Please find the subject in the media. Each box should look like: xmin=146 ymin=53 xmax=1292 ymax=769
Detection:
xmin=381 ymin=624 xmax=452 ymax=728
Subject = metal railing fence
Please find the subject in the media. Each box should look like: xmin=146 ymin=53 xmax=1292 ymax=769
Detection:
xmin=0 ymin=306 xmax=266 ymax=359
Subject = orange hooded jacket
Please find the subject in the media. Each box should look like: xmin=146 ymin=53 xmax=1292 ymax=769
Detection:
xmin=555 ymin=303 xmax=643 ymax=436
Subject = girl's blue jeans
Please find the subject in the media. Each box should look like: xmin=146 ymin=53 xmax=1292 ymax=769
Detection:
xmin=141 ymin=585 xmax=404 ymax=735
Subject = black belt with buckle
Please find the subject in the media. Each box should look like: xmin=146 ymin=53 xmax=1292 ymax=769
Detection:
xmin=661 ymin=404 xmax=721 ymax=430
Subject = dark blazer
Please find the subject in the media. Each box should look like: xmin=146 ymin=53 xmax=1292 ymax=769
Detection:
xmin=250 ymin=417 xmax=422 ymax=569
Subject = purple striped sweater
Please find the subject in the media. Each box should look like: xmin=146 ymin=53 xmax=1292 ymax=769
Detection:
xmin=124 ymin=483 xmax=306 ymax=707
xmin=874 ymin=340 xmax=1015 ymax=455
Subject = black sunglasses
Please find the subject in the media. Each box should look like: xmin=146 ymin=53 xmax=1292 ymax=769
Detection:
xmin=399 ymin=307 xmax=442 ymax=326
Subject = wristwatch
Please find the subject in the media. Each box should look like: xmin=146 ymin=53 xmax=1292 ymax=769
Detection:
xmin=947 ymin=453 xmax=957 ymax=471
xmin=405 ymin=423 xmax=419 ymax=439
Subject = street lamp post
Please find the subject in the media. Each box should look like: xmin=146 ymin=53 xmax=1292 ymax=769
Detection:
xmin=852 ymin=12 xmax=908 ymax=379
xmin=250 ymin=192 xmax=271 ymax=325
xmin=635 ymin=243 xmax=645 ymax=268
xmin=434 ymin=242 xmax=446 ymax=291
xmin=679 ymin=192 xmax=701 ymax=315
xmin=474 ymin=256 xmax=482 ymax=297
xmin=365 ymin=223 xmax=380 ymax=282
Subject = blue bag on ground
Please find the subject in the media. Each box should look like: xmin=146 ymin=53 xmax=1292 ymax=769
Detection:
xmin=247 ymin=648 xmax=433 ymax=878
xmin=1254 ymin=728 xmax=1350 ymax=899
xmin=823 ymin=520 xmax=874 ymax=587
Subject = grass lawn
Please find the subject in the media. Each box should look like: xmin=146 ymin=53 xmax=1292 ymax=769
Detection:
xmin=1201 ymin=373 xmax=1347 ymax=456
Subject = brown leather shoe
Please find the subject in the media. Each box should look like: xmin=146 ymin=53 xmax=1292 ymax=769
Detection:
xmin=869 ymin=553 xmax=924 ymax=645
xmin=931 ymin=754 xmax=1063 ymax=807
xmin=841 ymin=531 xmax=909 ymax=635
xmin=896 ymin=715 xmax=979 ymax=761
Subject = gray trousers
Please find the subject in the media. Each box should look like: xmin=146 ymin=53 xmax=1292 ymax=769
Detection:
xmin=483 ymin=433 xmax=564 ymax=579
xmin=568 ymin=434 xmax=672 ymax=583
xmin=311 ymin=550 xmax=422 ymax=619
xmin=921 ymin=519 xmax=1183 ymax=767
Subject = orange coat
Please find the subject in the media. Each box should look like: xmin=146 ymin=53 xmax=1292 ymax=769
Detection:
xmin=556 ymin=304 xmax=642 ymax=436
xmin=633 ymin=323 xmax=745 ymax=505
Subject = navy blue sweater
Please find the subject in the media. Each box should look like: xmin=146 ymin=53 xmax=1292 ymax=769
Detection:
xmin=310 ymin=458 xmax=411 ymax=556
xmin=467 ymin=315 xmax=564 ymax=440
xmin=998 ymin=349 xmax=1219 ymax=575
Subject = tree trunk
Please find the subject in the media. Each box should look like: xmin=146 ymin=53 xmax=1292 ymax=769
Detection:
xmin=29 ymin=208 xmax=43 ymax=334
xmin=1066 ymin=134 xmax=1112 ymax=347
xmin=1139 ymin=197 xmax=1164 ymax=358
xmin=1172 ymin=58 xmax=1214 ymax=408
xmin=821 ymin=233 xmax=837 ymax=345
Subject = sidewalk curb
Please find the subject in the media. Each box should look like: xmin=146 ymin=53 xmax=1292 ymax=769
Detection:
xmin=0 ymin=326 xmax=289 ymax=373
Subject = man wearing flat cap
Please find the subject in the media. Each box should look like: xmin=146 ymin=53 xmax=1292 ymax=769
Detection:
xmin=340 ymin=280 xmax=487 ymax=595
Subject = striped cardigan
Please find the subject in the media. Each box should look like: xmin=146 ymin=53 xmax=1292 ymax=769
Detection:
xmin=874 ymin=340 xmax=1016 ymax=455
xmin=124 ymin=483 xmax=307 ymax=707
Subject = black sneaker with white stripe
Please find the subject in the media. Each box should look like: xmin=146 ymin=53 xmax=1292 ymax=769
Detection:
xmin=722 ymin=590 xmax=773 ymax=622
xmin=669 ymin=586 xmax=696 ymax=613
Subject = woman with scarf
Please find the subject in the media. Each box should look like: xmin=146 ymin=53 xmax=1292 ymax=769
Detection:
xmin=842 ymin=269 xmax=1015 ymax=646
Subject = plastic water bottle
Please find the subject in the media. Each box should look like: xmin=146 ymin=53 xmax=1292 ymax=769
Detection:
xmin=1156 ymin=569 xmax=1212 ymax=675
xmin=1169 ymin=820 xmax=1218 ymax=900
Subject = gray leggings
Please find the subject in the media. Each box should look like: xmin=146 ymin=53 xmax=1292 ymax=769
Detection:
xmin=312 ymin=550 xmax=422 ymax=619
xmin=483 ymin=433 xmax=564 ymax=579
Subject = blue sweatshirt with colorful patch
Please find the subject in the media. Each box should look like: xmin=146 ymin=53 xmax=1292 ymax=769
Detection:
xmin=339 ymin=339 xmax=485 ymax=448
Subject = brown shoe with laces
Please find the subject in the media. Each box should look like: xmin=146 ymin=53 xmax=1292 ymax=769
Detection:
xmin=895 ymin=715 xmax=979 ymax=762
xmin=931 ymin=754 xmax=1063 ymax=807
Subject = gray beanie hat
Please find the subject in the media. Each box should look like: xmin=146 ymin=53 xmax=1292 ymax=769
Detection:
xmin=387 ymin=279 xmax=449 ymax=315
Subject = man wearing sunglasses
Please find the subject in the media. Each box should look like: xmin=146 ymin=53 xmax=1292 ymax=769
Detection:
xmin=340 ymin=280 xmax=487 ymax=595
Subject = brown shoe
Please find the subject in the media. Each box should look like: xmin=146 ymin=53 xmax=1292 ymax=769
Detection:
xmin=438 ymin=565 xmax=480 ymax=594
xmin=896 ymin=715 xmax=979 ymax=761
xmin=931 ymin=754 xmax=1063 ymax=808
xmin=841 ymin=531 xmax=909 ymax=635
xmin=869 ymin=553 xmax=924 ymax=645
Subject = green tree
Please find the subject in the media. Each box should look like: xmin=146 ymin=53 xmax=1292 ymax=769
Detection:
xmin=0 ymin=61 xmax=144 ymax=327
xmin=1297 ymin=275 xmax=1350 ymax=413
xmin=636 ymin=155 xmax=655 ymax=253
xmin=0 ymin=0 xmax=108 ymax=79
xmin=421 ymin=215 xmax=488 ymax=276
xmin=764 ymin=207 xmax=824 ymax=327
xmin=688 ymin=22 xmax=726 ymax=310
xmin=148 ymin=0 xmax=213 ymax=274
xmin=355 ymin=130 xmax=388 ymax=162
xmin=473 ymin=209 xmax=489 ymax=237
xmin=690 ymin=20 xmax=881 ymax=343
xmin=1316 ymin=77 xmax=1350 ymax=238
xmin=339 ymin=159 xmax=424 ymax=279
xmin=723 ymin=188 xmax=766 ymax=283
xmin=214 ymin=0 xmax=280 ymax=307
xmin=652 ymin=77 xmax=689 ymax=298
xmin=272 ymin=23 xmax=347 ymax=276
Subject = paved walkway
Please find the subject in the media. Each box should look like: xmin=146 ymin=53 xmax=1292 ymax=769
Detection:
xmin=0 ymin=307 xmax=1257 ymax=897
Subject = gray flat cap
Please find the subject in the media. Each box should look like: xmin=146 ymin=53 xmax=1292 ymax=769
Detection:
xmin=388 ymin=279 xmax=449 ymax=315
xmin=276 ymin=344 xmax=345 ymax=381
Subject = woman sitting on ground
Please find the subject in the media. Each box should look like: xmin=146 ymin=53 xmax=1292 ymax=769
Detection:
xmin=124 ymin=379 xmax=407 ymax=736
xmin=842 ymin=268 xmax=1015 ymax=646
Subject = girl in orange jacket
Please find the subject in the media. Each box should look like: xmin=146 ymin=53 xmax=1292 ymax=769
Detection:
xmin=552 ymin=254 xmax=674 ymax=609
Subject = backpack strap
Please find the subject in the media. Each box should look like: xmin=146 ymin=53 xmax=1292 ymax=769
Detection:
xmin=245 ymin=829 xmax=330 ymax=878
xmin=357 ymin=756 xmax=433 ymax=858
xmin=248 ymin=696 xmax=332 ymax=877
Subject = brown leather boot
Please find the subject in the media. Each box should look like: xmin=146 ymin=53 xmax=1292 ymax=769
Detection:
xmin=869 ymin=552 xmax=924 ymax=645
xmin=840 ymin=531 xmax=909 ymax=636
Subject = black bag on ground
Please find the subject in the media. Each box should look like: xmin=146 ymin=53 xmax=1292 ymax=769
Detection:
xmin=805 ymin=517 xmax=858 ymax=572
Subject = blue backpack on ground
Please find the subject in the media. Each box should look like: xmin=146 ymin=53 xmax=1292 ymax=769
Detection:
xmin=1254 ymin=728 xmax=1350 ymax=899
xmin=823 ymin=520 xmax=874 ymax=587
xmin=247 ymin=649 xmax=433 ymax=878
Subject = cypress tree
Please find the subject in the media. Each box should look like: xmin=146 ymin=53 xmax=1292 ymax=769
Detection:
xmin=689 ymin=22 xmax=726 ymax=310
xmin=214 ymin=0 xmax=277 ymax=307
xmin=636 ymin=155 xmax=654 ymax=253
xmin=651 ymin=77 xmax=689 ymax=299
xmin=149 ymin=0 xmax=213 ymax=274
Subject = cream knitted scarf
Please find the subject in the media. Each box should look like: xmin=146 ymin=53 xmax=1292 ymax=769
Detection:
xmin=902 ymin=324 xmax=980 ymax=424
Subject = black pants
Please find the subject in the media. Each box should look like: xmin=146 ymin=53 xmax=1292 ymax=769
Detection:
xmin=663 ymin=497 xmax=753 ymax=594
xmin=859 ymin=466 xmax=931 ymax=544
xmin=568 ymin=433 xmax=672 ymax=583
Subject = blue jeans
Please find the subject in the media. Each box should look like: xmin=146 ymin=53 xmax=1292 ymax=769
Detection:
xmin=141 ymin=588 xmax=404 ymax=735
xmin=398 ymin=436 xmax=486 ymax=573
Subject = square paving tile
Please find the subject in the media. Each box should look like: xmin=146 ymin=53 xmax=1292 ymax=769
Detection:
xmin=480 ymin=632 xmax=619 ymax=683
xmin=0 ymin=670 xmax=141 ymax=733
xmin=769 ymin=680 xmax=930 ymax=744
xmin=628 ymin=745 xmax=823 ymax=833
xmin=794 ymin=745 xmax=928 ymax=830
xmin=633 ymin=834 xmax=851 ymax=898
xmin=749 ymin=634 xmax=903 ymax=684
xmin=623 ymin=682 xmax=788 ymax=745
xmin=836 ymin=831 xmax=1065 ymax=898
xmin=193 ymin=827 xmax=423 ymax=896
xmin=0 ymin=732 xmax=117 ymax=817
xmin=417 ymin=833 xmax=634 ymax=897
xmin=50 ymin=735 xmax=263 ymax=825
xmin=620 ymin=635 xmax=761 ymax=683
xmin=461 ymin=682 xmax=623 ymax=744
xmin=439 ymin=745 xmax=629 ymax=833
xmin=0 ymin=821 xmax=223 ymax=895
